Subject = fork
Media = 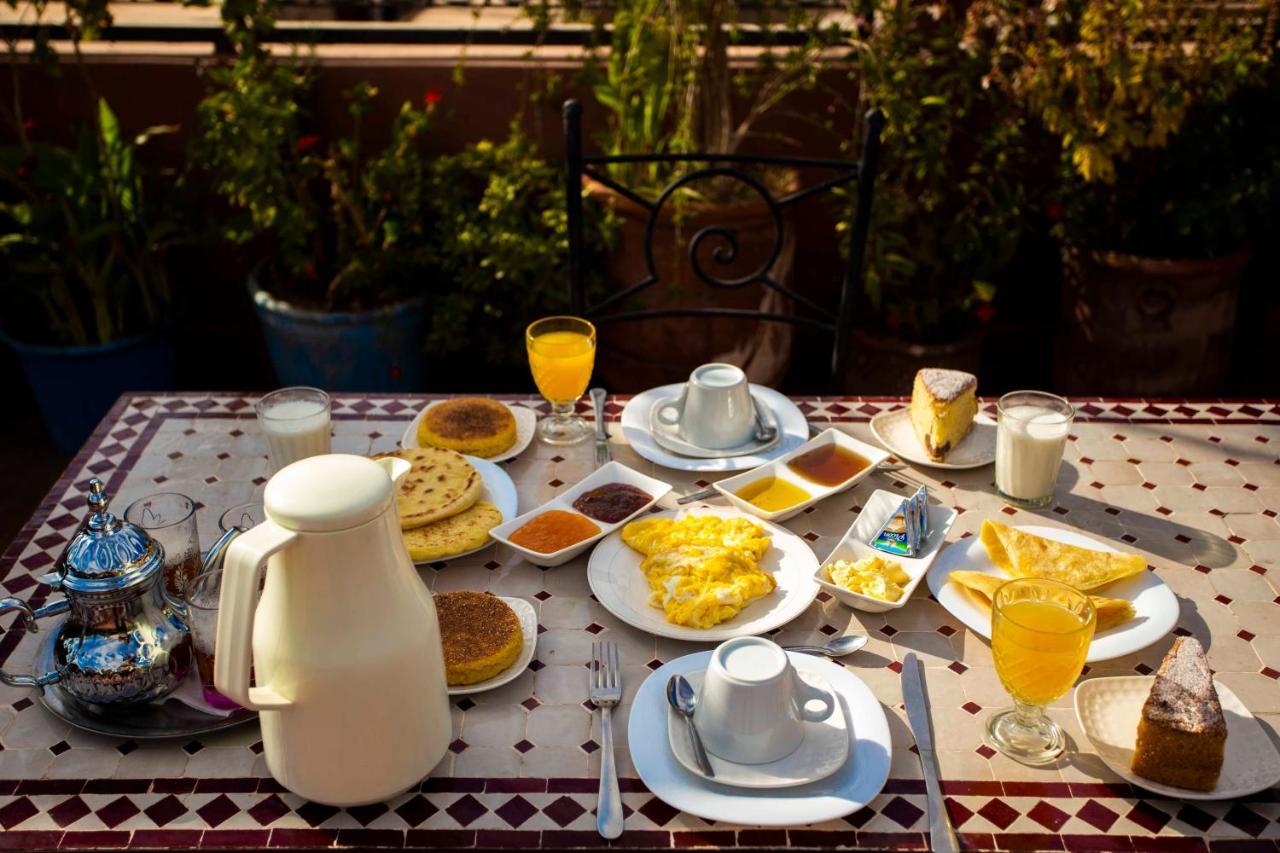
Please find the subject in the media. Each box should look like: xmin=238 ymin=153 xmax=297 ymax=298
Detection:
xmin=589 ymin=640 xmax=624 ymax=840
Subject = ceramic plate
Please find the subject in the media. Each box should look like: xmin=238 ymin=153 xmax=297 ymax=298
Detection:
xmin=586 ymin=506 xmax=820 ymax=642
xmin=869 ymin=407 xmax=996 ymax=470
xmin=446 ymin=597 xmax=538 ymax=696
xmin=668 ymin=668 xmax=848 ymax=789
xmin=647 ymin=392 xmax=782 ymax=459
xmin=630 ymin=650 xmax=891 ymax=825
xmin=411 ymin=456 xmax=518 ymax=564
xmin=927 ymin=524 xmax=1178 ymax=663
xmin=400 ymin=399 xmax=537 ymax=464
xmin=621 ymin=384 xmax=809 ymax=472
xmin=1075 ymin=675 xmax=1280 ymax=800
xmin=815 ymin=489 xmax=958 ymax=613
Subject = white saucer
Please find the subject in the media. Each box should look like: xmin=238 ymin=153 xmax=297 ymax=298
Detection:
xmin=412 ymin=456 xmax=519 ymax=563
xmin=1075 ymin=675 xmax=1280 ymax=800
xmin=668 ymin=669 xmax=848 ymax=788
xmin=400 ymin=399 xmax=537 ymax=464
xmin=446 ymin=597 xmax=538 ymax=695
xmin=647 ymin=393 xmax=782 ymax=459
xmin=621 ymin=384 xmax=809 ymax=472
xmin=629 ymin=650 xmax=891 ymax=826
xmin=870 ymin=407 xmax=996 ymax=469
xmin=927 ymin=524 xmax=1178 ymax=663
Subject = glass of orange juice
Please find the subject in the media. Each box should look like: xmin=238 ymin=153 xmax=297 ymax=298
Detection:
xmin=527 ymin=316 xmax=597 ymax=445
xmin=988 ymin=578 xmax=1095 ymax=765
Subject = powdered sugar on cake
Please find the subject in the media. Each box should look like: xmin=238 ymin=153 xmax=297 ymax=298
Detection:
xmin=918 ymin=369 xmax=976 ymax=402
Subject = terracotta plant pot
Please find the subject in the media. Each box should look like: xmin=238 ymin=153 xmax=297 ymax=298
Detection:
xmin=584 ymin=176 xmax=796 ymax=392
xmin=847 ymin=328 xmax=986 ymax=394
xmin=1054 ymin=248 xmax=1249 ymax=395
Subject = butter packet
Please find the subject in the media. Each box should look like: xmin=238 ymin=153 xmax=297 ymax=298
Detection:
xmin=869 ymin=485 xmax=929 ymax=558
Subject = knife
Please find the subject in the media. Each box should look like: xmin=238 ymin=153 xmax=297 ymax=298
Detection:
xmin=902 ymin=654 xmax=960 ymax=853
xmin=590 ymin=387 xmax=611 ymax=467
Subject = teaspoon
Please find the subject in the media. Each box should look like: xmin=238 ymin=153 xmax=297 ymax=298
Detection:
xmin=666 ymin=675 xmax=715 ymax=777
xmin=783 ymin=634 xmax=869 ymax=657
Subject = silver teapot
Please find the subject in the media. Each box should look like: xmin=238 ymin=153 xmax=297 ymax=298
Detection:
xmin=0 ymin=480 xmax=231 ymax=705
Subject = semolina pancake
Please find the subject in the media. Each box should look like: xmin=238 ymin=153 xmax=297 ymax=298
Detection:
xmin=433 ymin=591 xmax=524 ymax=685
xmin=403 ymin=501 xmax=502 ymax=562
xmin=418 ymin=398 xmax=517 ymax=458
xmin=980 ymin=519 xmax=1147 ymax=591
xmin=372 ymin=447 xmax=483 ymax=529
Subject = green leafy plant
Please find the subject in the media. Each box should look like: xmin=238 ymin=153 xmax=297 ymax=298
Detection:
xmin=426 ymin=131 xmax=615 ymax=366
xmin=192 ymin=28 xmax=439 ymax=311
xmin=849 ymin=0 xmax=1028 ymax=341
xmin=985 ymin=0 xmax=1278 ymax=257
xmin=0 ymin=0 xmax=184 ymax=346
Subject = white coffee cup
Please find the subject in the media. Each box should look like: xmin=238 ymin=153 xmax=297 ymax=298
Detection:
xmin=655 ymin=363 xmax=755 ymax=450
xmin=694 ymin=637 xmax=835 ymax=765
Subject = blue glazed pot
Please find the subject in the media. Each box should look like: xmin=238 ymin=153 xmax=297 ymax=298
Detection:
xmin=2 ymin=331 xmax=176 ymax=454
xmin=249 ymin=275 xmax=427 ymax=392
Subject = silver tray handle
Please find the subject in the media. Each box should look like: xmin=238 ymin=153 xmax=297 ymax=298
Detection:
xmin=0 ymin=597 xmax=74 ymax=690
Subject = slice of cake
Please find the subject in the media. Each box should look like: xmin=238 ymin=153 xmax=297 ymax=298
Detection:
xmin=908 ymin=369 xmax=978 ymax=461
xmin=1130 ymin=637 xmax=1226 ymax=791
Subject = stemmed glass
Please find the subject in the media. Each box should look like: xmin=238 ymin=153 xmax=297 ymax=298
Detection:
xmin=987 ymin=578 xmax=1095 ymax=765
xmin=526 ymin=316 xmax=597 ymax=445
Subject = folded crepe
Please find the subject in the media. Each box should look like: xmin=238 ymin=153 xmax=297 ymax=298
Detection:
xmin=949 ymin=570 xmax=1135 ymax=631
xmin=980 ymin=519 xmax=1146 ymax=592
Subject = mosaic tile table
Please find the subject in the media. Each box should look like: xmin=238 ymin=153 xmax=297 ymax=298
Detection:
xmin=0 ymin=394 xmax=1278 ymax=852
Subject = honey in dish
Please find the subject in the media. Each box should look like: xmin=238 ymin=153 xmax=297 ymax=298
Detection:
xmin=787 ymin=444 xmax=871 ymax=487
xmin=734 ymin=476 xmax=810 ymax=513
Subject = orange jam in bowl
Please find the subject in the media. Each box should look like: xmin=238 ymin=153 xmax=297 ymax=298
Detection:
xmin=508 ymin=510 xmax=601 ymax=554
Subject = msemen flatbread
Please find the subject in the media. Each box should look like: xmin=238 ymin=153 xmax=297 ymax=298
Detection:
xmin=980 ymin=519 xmax=1146 ymax=591
xmin=373 ymin=447 xmax=483 ymax=529
xmin=949 ymin=570 xmax=1136 ymax=632
xmin=403 ymin=500 xmax=502 ymax=561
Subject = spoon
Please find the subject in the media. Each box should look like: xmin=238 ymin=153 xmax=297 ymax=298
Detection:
xmin=666 ymin=675 xmax=715 ymax=777
xmin=750 ymin=396 xmax=779 ymax=444
xmin=783 ymin=635 xmax=869 ymax=657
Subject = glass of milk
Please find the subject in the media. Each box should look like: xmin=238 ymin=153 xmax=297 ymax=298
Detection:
xmin=255 ymin=387 xmax=332 ymax=474
xmin=995 ymin=391 xmax=1074 ymax=509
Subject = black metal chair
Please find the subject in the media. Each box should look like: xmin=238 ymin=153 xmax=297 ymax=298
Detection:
xmin=562 ymin=98 xmax=885 ymax=391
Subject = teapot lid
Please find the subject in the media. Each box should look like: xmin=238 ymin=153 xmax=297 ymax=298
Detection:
xmin=264 ymin=454 xmax=395 ymax=533
xmin=63 ymin=479 xmax=164 ymax=594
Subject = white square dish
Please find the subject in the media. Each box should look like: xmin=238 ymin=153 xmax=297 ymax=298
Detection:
xmin=489 ymin=461 xmax=672 ymax=567
xmin=711 ymin=428 xmax=891 ymax=523
xmin=815 ymin=488 xmax=957 ymax=612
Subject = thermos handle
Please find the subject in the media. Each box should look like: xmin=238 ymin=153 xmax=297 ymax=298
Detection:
xmin=215 ymin=520 xmax=296 ymax=710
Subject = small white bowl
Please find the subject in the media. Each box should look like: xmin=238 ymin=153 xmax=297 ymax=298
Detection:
xmin=814 ymin=488 xmax=957 ymax=612
xmin=712 ymin=428 xmax=890 ymax=523
xmin=490 ymin=461 xmax=672 ymax=567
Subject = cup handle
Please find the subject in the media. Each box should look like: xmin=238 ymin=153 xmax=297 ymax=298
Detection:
xmin=215 ymin=520 xmax=296 ymax=710
xmin=655 ymin=388 xmax=687 ymax=427
xmin=797 ymin=681 xmax=835 ymax=723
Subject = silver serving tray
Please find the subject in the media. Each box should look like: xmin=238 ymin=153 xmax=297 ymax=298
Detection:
xmin=36 ymin=622 xmax=257 ymax=739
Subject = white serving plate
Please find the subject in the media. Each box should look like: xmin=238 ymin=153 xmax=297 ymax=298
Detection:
xmin=629 ymin=650 xmax=891 ymax=825
xmin=446 ymin=597 xmax=538 ymax=696
xmin=621 ymin=384 xmax=810 ymax=473
xmin=668 ymin=668 xmax=848 ymax=789
xmin=489 ymin=461 xmax=672 ymax=567
xmin=927 ymin=524 xmax=1179 ymax=663
xmin=712 ymin=428 xmax=891 ymax=523
xmin=400 ymin=399 xmax=537 ymax=464
xmin=1075 ymin=675 xmax=1280 ymax=800
xmin=411 ymin=456 xmax=519 ymax=564
xmin=815 ymin=488 xmax=958 ymax=613
xmin=586 ymin=506 xmax=820 ymax=642
xmin=870 ymin=407 xmax=996 ymax=470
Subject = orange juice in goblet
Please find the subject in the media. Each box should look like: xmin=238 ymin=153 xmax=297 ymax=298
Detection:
xmin=988 ymin=578 xmax=1094 ymax=765
xmin=527 ymin=317 xmax=596 ymax=445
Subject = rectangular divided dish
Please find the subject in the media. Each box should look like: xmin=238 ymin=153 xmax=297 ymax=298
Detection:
xmin=712 ymin=428 xmax=891 ymax=523
xmin=489 ymin=461 xmax=672 ymax=567
xmin=816 ymin=488 xmax=958 ymax=612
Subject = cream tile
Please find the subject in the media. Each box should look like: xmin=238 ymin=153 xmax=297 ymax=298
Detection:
xmin=183 ymin=746 xmax=259 ymax=777
xmin=526 ymin=704 xmax=590 ymax=748
xmin=46 ymin=747 xmax=121 ymax=779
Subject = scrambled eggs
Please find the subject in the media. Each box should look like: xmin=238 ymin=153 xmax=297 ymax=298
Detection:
xmin=621 ymin=516 xmax=775 ymax=629
xmin=827 ymin=555 xmax=910 ymax=602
